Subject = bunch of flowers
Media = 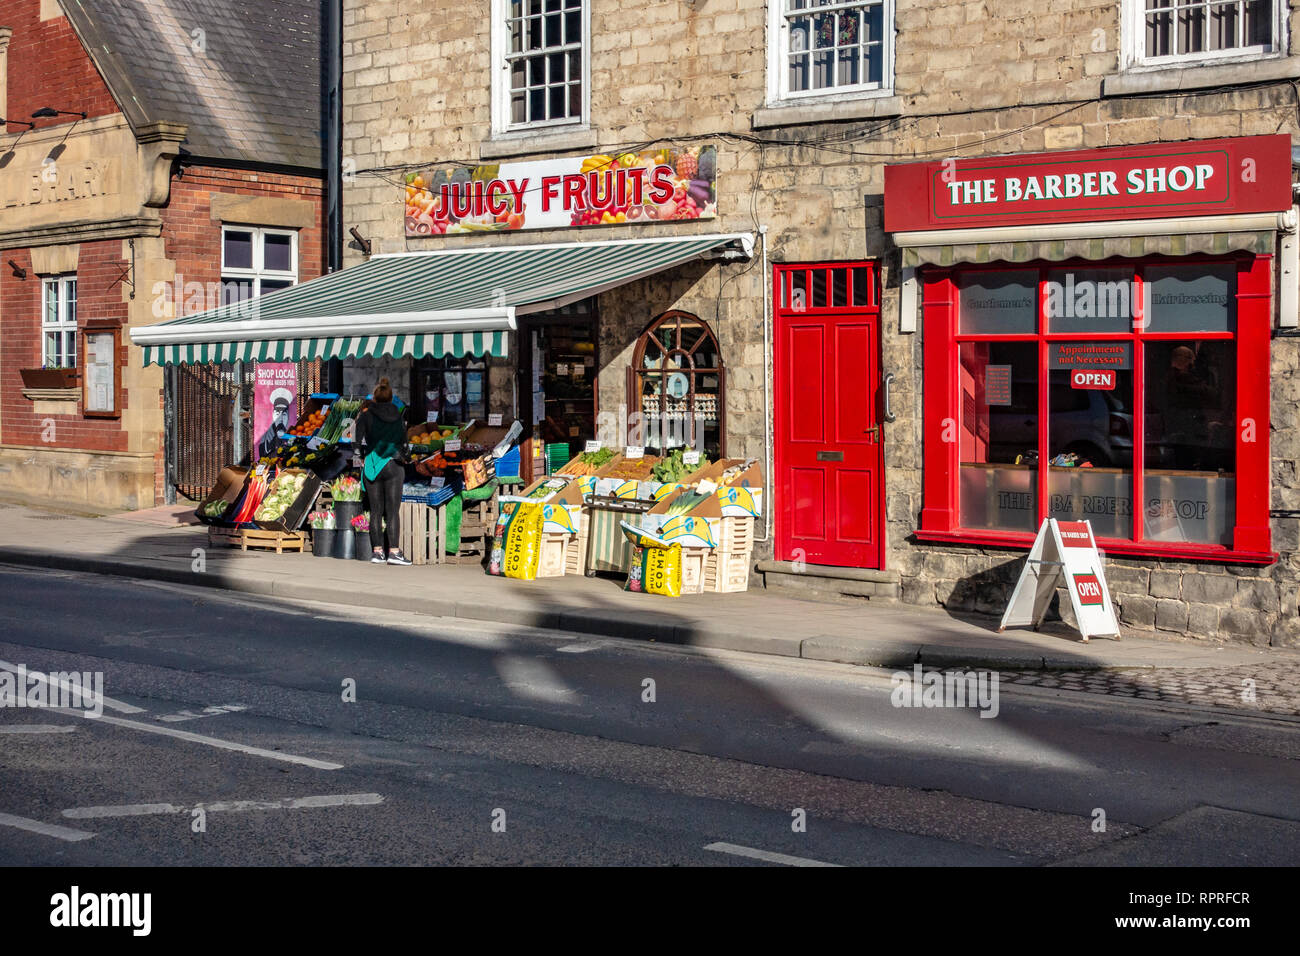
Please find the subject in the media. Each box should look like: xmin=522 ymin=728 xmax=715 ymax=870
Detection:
xmin=350 ymin=513 xmax=370 ymax=532
xmin=332 ymin=474 xmax=363 ymax=501
xmin=308 ymin=509 xmax=335 ymax=530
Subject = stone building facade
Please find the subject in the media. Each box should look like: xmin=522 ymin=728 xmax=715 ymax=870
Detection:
xmin=339 ymin=0 xmax=1300 ymax=646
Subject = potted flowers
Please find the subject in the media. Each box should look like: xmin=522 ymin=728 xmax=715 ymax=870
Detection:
xmin=331 ymin=473 xmax=364 ymax=533
xmin=20 ymin=363 xmax=80 ymax=389
xmin=351 ymin=512 xmax=372 ymax=560
xmin=308 ymin=509 xmax=336 ymax=558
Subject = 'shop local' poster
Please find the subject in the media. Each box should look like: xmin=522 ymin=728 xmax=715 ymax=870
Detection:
xmin=404 ymin=145 xmax=717 ymax=236
xmin=253 ymin=363 xmax=298 ymax=461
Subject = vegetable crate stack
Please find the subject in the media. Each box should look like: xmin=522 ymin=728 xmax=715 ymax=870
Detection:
xmin=642 ymin=458 xmax=763 ymax=594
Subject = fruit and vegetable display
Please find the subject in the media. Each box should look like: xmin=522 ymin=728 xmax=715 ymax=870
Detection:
xmin=282 ymin=441 xmax=337 ymax=470
xmin=652 ymin=449 xmax=709 ymax=483
xmin=332 ymin=474 xmax=363 ymax=502
xmin=317 ymin=398 xmax=362 ymax=443
xmin=718 ymin=459 xmax=760 ymax=486
xmin=560 ymin=448 xmax=615 ymax=476
xmin=408 ymin=426 xmax=460 ymax=449
xmin=602 ymin=455 xmax=659 ymax=480
xmin=201 ymin=499 xmax=230 ymax=519
xmin=404 ymin=146 xmax=717 ymax=237
xmin=289 ymin=407 xmax=327 ymax=437
xmin=665 ymin=489 xmax=713 ymax=517
xmin=231 ymin=468 xmax=272 ymax=523
xmin=254 ymin=472 xmax=310 ymax=522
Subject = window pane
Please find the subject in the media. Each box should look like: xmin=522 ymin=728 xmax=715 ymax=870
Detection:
xmin=851 ymin=266 xmax=870 ymax=306
xmin=45 ymin=331 xmax=59 ymax=365
xmin=1046 ymin=267 xmax=1134 ymax=333
xmin=1143 ymin=263 xmax=1234 ymax=332
xmin=260 ymin=279 xmax=294 ymax=295
xmin=1047 ymin=366 xmax=1134 ymax=539
xmin=224 ymin=230 xmax=254 ymax=270
xmin=831 ymin=267 xmax=847 ymax=307
xmin=811 ymin=269 xmax=827 ymax=307
xmin=64 ymin=331 xmax=77 ymax=367
xmin=1245 ymin=0 xmax=1271 ymax=46
xmin=959 ymin=341 xmax=1039 ymax=532
xmin=1142 ymin=340 xmax=1235 ymax=545
xmin=565 ymin=9 xmax=581 ymax=43
xmin=66 ymin=279 xmax=76 ymax=324
xmin=221 ymin=278 xmax=253 ymax=305
xmin=959 ymin=270 xmax=1038 ymax=334
xmin=44 ymin=282 xmax=57 ymax=325
xmin=263 ymin=233 xmax=293 ymax=273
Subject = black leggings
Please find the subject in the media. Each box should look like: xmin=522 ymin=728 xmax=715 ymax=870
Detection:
xmin=365 ymin=460 xmax=403 ymax=553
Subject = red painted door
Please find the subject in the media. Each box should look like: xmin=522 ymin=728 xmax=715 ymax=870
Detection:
xmin=774 ymin=263 xmax=883 ymax=569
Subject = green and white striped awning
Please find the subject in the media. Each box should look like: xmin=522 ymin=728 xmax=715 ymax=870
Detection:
xmin=132 ymin=232 xmax=753 ymax=366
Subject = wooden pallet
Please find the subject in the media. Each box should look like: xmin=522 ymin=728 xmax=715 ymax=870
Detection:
xmin=398 ymin=500 xmax=446 ymax=566
xmin=703 ymin=548 xmax=753 ymax=593
xmin=208 ymin=526 xmax=311 ymax=553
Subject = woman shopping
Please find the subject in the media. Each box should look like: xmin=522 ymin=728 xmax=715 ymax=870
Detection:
xmin=354 ymin=378 xmax=411 ymax=565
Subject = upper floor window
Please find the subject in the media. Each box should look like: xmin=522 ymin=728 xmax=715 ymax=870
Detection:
xmin=41 ymin=276 xmax=77 ymax=368
xmin=771 ymin=0 xmax=893 ymax=101
xmin=493 ymin=0 xmax=588 ymax=133
xmin=221 ymin=227 xmax=297 ymax=304
xmin=1130 ymin=0 xmax=1281 ymax=65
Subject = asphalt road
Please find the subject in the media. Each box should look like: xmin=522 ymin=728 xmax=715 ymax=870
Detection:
xmin=2 ymin=564 xmax=1299 ymax=866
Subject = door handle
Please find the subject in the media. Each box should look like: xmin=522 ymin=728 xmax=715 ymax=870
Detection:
xmin=865 ymin=425 xmax=879 ymax=441
xmin=881 ymin=373 xmax=896 ymax=423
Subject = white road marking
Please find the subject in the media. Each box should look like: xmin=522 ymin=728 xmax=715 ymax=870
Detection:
xmin=0 ymin=659 xmax=145 ymax=714
xmin=64 ymin=793 xmax=383 ymax=819
xmin=0 ymin=811 xmax=95 ymax=842
xmin=0 ymin=724 xmax=75 ymax=734
xmin=703 ymin=842 xmax=841 ymax=867
xmin=76 ymin=713 xmax=342 ymax=770
xmin=156 ymin=704 xmax=247 ymax=723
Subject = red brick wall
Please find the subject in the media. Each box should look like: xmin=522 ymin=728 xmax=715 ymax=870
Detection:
xmin=0 ymin=239 xmax=130 ymax=452
xmin=3 ymin=0 xmax=120 ymax=134
xmin=160 ymin=165 xmax=326 ymax=311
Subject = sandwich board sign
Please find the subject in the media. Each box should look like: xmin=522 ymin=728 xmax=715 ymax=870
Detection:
xmin=998 ymin=519 xmax=1121 ymax=642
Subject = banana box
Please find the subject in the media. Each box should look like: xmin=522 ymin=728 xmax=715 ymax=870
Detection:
xmin=642 ymin=495 xmax=721 ymax=549
xmin=509 ymin=476 xmax=588 ymax=533
xmin=690 ymin=459 xmax=764 ymax=517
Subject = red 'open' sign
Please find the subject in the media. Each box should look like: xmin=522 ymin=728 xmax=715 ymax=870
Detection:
xmin=1071 ymin=369 xmax=1115 ymax=390
xmin=1074 ymin=573 xmax=1104 ymax=605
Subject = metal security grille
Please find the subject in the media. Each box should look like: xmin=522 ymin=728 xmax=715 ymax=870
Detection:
xmin=171 ymin=360 xmax=321 ymax=501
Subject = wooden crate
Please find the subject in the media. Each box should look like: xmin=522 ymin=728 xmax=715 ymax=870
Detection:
xmin=536 ymin=532 xmax=570 ymax=578
xmin=679 ymin=545 xmax=709 ymax=595
xmin=208 ymin=526 xmax=311 ymax=554
xmin=714 ymin=515 xmax=755 ymax=552
xmin=398 ymin=500 xmax=445 ymax=566
xmin=703 ymin=549 xmax=753 ymax=593
xmin=563 ymin=511 xmax=588 ymax=575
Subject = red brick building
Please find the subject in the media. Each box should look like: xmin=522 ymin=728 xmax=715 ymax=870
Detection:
xmin=0 ymin=0 xmax=323 ymax=511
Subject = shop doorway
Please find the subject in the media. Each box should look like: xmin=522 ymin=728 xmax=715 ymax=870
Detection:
xmin=518 ymin=302 xmax=599 ymax=466
xmin=773 ymin=262 xmax=884 ymax=570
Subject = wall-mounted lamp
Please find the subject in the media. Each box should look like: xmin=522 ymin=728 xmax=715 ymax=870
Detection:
xmin=349 ymin=226 xmax=372 ymax=256
xmin=8 ymin=259 xmax=27 ymax=279
xmin=0 ymin=117 xmax=36 ymax=129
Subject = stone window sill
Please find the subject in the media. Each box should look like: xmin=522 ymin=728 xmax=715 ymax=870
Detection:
xmin=21 ymin=387 xmax=80 ymax=402
xmin=753 ymin=94 xmax=902 ymax=129
xmin=481 ymin=126 xmax=598 ymax=160
xmin=1102 ymin=55 xmax=1300 ymax=96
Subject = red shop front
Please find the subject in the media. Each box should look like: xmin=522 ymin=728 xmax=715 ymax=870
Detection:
xmin=885 ymin=134 xmax=1294 ymax=565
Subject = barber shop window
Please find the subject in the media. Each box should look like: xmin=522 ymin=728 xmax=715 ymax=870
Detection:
xmin=928 ymin=257 xmax=1265 ymax=558
xmin=629 ymin=311 xmax=725 ymax=458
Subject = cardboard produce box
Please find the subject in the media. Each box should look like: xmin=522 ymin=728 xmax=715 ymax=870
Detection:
xmin=195 ymin=465 xmax=250 ymax=525
xmin=252 ymin=469 xmax=323 ymax=532
xmin=459 ymin=418 xmax=523 ymax=456
xmin=508 ymin=476 xmax=586 ymax=533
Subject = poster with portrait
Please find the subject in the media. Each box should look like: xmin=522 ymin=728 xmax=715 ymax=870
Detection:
xmin=253 ymin=363 xmax=298 ymax=461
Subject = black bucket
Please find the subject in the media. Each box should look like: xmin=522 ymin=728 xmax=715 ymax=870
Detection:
xmin=355 ymin=529 xmax=374 ymax=560
xmin=312 ymin=528 xmax=335 ymax=557
xmin=332 ymin=524 xmax=356 ymax=559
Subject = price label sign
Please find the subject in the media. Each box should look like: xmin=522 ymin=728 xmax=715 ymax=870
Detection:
xmin=488 ymin=413 xmax=503 ymax=426
xmin=426 ymin=409 xmax=439 ymax=423
xmin=255 ymin=464 xmax=268 ymax=477
xmin=545 ymin=478 xmax=567 ymax=489
xmin=445 ymin=439 xmax=462 ymax=452
xmin=556 ymin=363 xmax=569 ymax=375
xmin=569 ymin=425 xmax=579 ymax=436
xmin=683 ymin=451 xmax=701 ymax=465
xmin=625 ymin=446 xmax=644 ymax=459
xmin=306 ymin=436 xmax=323 ymax=450
xmin=584 ymin=440 xmax=602 ymax=453
xmin=429 ymin=477 xmax=446 ymax=490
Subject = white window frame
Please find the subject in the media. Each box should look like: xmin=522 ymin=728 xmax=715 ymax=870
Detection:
xmin=220 ymin=226 xmax=298 ymax=302
xmin=490 ymin=0 xmax=591 ymax=136
xmin=1120 ymin=0 xmax=1286 ymax=71
xmin=767 ymin=0 xmax=895 ymax=106
xmin=41 ymin=275 xmax=77 ymax=368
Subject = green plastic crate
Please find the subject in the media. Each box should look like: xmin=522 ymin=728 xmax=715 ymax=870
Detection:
xmin=546 ymin=442 xmax=571 ymax=475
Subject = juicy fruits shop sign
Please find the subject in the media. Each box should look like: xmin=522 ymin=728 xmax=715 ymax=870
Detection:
xmin=405 ymin=145 xmax=717 ymax=236
xmin=883 ymin=134 xmax=1292 ymax=233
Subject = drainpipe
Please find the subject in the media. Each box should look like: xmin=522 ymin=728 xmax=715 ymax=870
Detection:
xmin=756 ymin=224 xmax=772 ymax=542
xmin=325 ymin=0 xmax=344 ymax=391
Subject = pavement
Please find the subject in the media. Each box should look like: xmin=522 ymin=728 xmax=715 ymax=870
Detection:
xmin=1 ymin=501 xmax=1293 ymax=684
